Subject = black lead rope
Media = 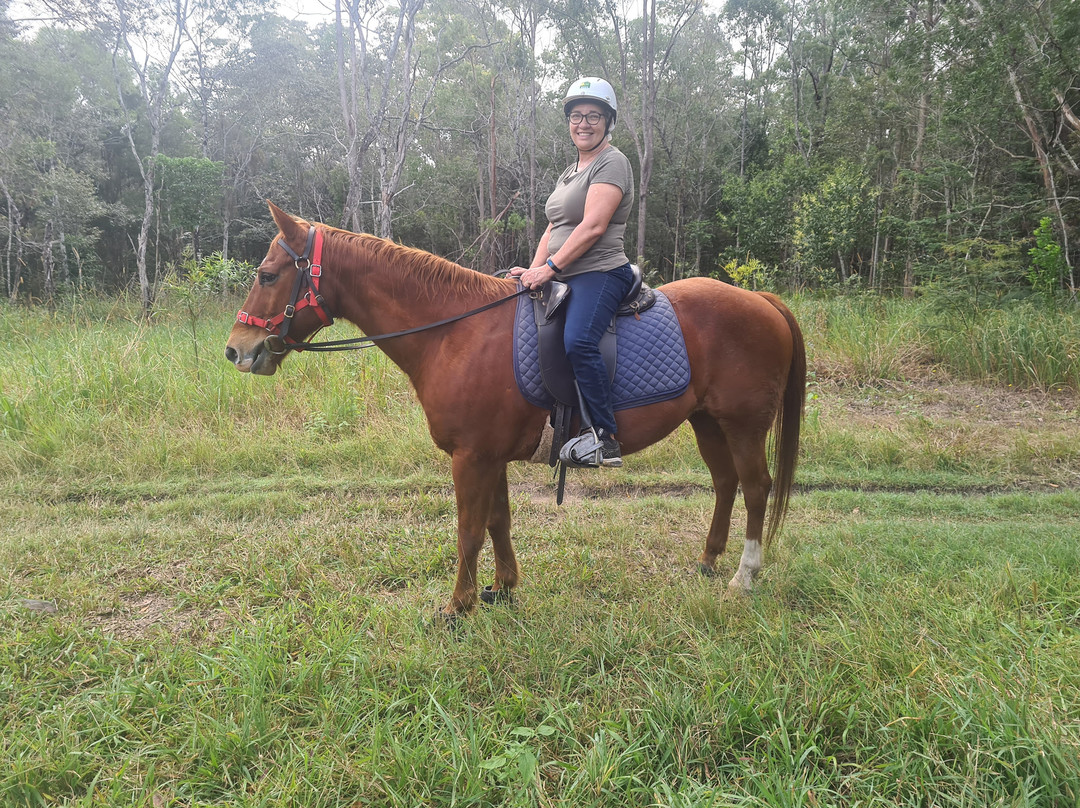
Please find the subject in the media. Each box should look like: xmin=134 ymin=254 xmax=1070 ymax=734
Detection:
xmin=281 ymin=286 xmax=531 ymax=353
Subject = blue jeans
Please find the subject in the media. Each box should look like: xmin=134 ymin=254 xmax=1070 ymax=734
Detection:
xmin=563 ymin=264 xmax=635 ymax=434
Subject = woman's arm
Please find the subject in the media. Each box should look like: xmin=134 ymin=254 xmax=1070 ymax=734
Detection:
xmin=529 ymin=224 xmax=554 ymax=268
xmin=510 ymin=224 xmax=553 ymax=284
xmin=547 ymin=182 xmax=623 ymax=271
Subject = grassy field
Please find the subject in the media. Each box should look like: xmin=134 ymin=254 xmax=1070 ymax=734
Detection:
xmin=1 ymin=296 xmax=1079 ymax=806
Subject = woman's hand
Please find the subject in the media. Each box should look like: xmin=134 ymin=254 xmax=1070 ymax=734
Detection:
xmin=509 ymin=264 xmax=556 ymax=290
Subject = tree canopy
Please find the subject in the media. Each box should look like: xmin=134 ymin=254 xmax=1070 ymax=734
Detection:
xmin=2 ymin=0 xmax=1078 ymax=307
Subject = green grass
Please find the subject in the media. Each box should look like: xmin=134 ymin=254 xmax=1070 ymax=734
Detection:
xmin=790 ymin=294 xmax=1080 ymax=391
xmin=1 ymin=296 xmax=1079 ymax=806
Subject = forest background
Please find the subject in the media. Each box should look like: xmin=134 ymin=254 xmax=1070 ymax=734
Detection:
xmin=1 ymin=0 xmax=1078 ymax=314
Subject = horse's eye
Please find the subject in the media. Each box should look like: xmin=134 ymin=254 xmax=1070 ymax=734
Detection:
xmin=259 ymin=272 xmax=278 ymax=286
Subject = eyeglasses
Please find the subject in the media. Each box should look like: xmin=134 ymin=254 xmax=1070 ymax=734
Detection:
xmin=568 ymin=111 xmax=605 ymax=125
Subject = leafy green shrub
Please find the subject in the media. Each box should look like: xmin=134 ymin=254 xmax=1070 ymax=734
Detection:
xmin=792 ymin=162 xmax=878 ymax=285
xmin=1027 ymin=216 xmax=1066 ymax=304
xmin=717 ymin=255 xmax=772 ymax=290
xmin=918 ymin=238 xmax=1026 ymax=324
xmin=160 ymin=251 xmax=255 ymax=375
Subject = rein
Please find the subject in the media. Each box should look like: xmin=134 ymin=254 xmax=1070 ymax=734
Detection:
xmin=239 ymin=225 xmax=529 ymax=355
xmin=282 ymin=287 xmax=530 ymax=353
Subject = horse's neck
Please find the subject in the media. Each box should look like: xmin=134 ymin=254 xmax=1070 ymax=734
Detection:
xmin=325 ymin=232 xmax=503 ymax=372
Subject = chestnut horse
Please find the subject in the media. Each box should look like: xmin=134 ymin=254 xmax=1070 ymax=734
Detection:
xmin=225 ymin=203 xmax=806 ymax=617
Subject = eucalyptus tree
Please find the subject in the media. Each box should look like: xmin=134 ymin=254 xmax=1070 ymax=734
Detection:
xmin=779 ymin=0 xmax=848 ymax=162
xmin=209 ymin=13 xmax=337 ymax=259
xmin=895 ymin=0 xmax=942 ymax=294
xmin=548 ymin=0 xmax=702 ymax=268
xmin=332 ymin=0 xmax=492 ymax=240
xmin=0 ymin=24 xmax=115 ymax=301
xmin=649 ymin=9 xmax=737 ymax=279
xmin=30 ymin=0 xmax=191 ymax=312
xmin=496 ymin=0 xmax=554 ymax=255
xmin=334 ymin=0 xmax=396 ymax=233
xmin=723 ymin=0 xmax=784 ymax=181
xmin=961 ymin=0 xmax=1080 ymax=296
xmin=33 ymin=0 xmax=193 ymax=314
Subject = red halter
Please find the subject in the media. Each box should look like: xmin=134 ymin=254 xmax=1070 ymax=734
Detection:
xmin=236 ymin=226 xmax=334 ymax=353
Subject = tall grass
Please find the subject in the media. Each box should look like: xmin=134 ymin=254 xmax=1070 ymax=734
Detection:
xmin=0 ymin=296 xmax=442 ymax=484
xmin=2 ymin=293 xmax=1075 ymax=489
xmin=792 ymin=295 xmax=931 ymax=382
xmin=790 ymin=294 xmax=1080 ymax=390
xmin=928 ymin=303 xmax=1080 ymax=390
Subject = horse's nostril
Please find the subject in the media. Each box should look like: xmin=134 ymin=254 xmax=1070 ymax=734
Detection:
xmin=225 ymin=346 xmax=238 ymax=363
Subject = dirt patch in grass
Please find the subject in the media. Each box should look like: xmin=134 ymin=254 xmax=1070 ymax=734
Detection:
xmin=814 ymin=375 xmax=1078 ymax=428
xmin=89 ymin=591 xmax=229 ymax=642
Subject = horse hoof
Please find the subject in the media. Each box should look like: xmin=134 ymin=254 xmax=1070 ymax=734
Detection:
xmin=726 ymin=579 xmax=752 ymax=598
xmin=480 ymin=585 xmax=514 ymax=606
xmin=698 ymin=563 xmax=718 ymax=578
xmin=430 ymin=609 xmax=463 ymax=632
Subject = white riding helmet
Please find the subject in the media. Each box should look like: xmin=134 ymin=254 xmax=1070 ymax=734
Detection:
xmin=562 ymin=76 xmax=618 ymax=127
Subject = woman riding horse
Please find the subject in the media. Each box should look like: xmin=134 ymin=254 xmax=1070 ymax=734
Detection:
xmin=225 ymin=202 xmax=805 ymax=619
xmin=511 ymin=76 xmax=635 ymax=468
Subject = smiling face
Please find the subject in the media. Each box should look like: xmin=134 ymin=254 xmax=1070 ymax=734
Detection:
xmin=566 ymin=101 xmax=610 ymax=155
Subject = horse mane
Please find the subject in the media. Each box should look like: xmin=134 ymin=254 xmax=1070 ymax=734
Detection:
xmin=322 ymin=226 xmax=513 ymax=302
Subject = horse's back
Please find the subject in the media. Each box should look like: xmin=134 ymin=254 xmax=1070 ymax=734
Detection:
xmin=660 ymin=278 xmax=797 ymax=417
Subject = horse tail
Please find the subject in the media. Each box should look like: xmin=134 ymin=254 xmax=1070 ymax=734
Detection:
xmin=757 ymin=292 xmax=806 ymax=547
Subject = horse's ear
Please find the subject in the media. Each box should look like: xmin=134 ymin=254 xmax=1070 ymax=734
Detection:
xmin=267 ymin=201 xmax=306 ymax=243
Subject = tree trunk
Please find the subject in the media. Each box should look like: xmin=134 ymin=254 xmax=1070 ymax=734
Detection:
xmin=635 ymin=0 xmax=659 ymax=268
xmin=2 ymin=180 xmax=18 ymax=301
xmin=527 ymin=61 xmax=538 ymax=254
xmin=42 ymin=219 xmax=55 ymax=303
xmin=903 ymin=0 xmax=934 ymax=299
xmin=486 ymin=75 xmax=498 ymax=273
xmin=336 ymin=0 xmax=364 ymax=231
xmin=136 ymin=164 xmax=155 ymax=312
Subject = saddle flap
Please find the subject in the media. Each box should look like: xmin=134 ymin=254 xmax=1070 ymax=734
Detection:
xmin=531 ymin=282 xmax=615 ymax=408
xmin=545 ymin=281 xmax=570 ymax=321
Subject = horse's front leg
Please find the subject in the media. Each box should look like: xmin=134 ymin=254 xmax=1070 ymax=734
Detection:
xmin=444 ymin=452 xmax=503 ymax=615
xmin=483 ymin=465 xmax=519 ymax=603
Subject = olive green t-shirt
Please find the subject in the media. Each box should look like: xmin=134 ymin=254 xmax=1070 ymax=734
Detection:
xmin=545 ymin=146 xmax=635 ymax=278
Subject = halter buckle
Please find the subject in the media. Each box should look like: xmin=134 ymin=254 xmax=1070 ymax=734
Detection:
xmin=310 ymin=263 xmax=322 ymax=278
xmin=284 ymin=304 xmax=296 ymax=319
xmin=237 ymin=310 xmax=250 ymax=324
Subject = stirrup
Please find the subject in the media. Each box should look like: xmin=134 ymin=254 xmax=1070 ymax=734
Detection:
xmin=559 ymin=431 xmax=604 ymax=468
xmin=560 ymin=430 xmax=622 ymax=468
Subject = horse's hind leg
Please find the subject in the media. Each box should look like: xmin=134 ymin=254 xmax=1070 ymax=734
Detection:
xmin=689 ymin=414 xmax=740 ymax=576
xmin=724 ymin=429 xmax=773 ymax=595
xmin=485 ymin=465 xmax=519 ymax=600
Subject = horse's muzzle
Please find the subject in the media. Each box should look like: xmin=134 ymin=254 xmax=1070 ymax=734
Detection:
xmin=224 ymin=339 xmax=278 ymax=375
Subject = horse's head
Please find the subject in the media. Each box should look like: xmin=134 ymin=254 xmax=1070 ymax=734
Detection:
xmin=225 ymin=202 xmax=335 ymax=375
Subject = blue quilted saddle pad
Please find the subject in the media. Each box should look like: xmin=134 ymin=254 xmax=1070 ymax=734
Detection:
xmin=513 ymin=288 xmax=692 ymax=411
